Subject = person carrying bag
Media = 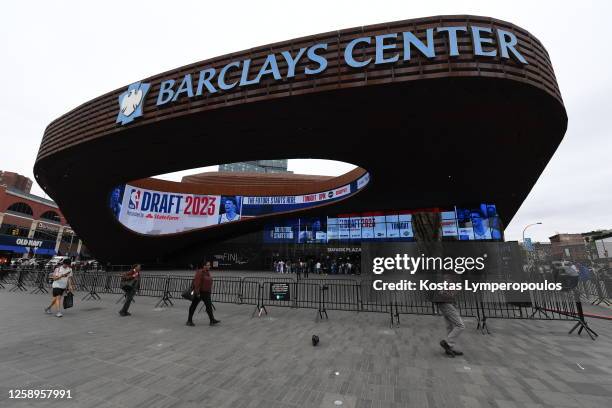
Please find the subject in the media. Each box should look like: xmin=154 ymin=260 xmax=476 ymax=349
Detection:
xmin=119 ymin=264 xmax=141 ymax=316
xmin=44 ymin=258 xmax=74 ymax=317
xmin=186 ymin=261 xmax=220 ymax=326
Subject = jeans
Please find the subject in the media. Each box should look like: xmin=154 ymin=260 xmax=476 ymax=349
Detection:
xmin=438 ymin=303 xmax=465 ymax=348
xmin=188 ymin=291 xmax=215 ymax=323
xmin=120 ymin=287 xmax=135 ymax=313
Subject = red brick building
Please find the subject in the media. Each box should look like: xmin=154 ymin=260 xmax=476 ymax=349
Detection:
xmin=0 ymin=179 xmax=84 ymax=261
xmin=549 ymin=233 xmax=588 ymax=261
xmin=0 ymin=171 xmax=33 ymax=193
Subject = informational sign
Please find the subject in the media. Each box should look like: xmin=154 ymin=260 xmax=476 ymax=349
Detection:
xmin=524 ymin=238 xmax=534 ymax=252
xmin=270 ymin=282 xmax=290 ymax=301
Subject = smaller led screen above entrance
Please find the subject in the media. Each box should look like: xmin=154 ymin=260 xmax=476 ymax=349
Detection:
xmin=263 ymin=204 xmax=503 ymax=244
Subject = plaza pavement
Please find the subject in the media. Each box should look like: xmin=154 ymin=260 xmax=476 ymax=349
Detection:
xmin=0 ymin=287 xmax=611 ymax=408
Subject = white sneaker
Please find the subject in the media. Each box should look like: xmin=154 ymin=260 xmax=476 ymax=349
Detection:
xmin=56 ymin=312 xmax=63 ymax=318
xmin=44 ymin=307 xmax=52 ymax=314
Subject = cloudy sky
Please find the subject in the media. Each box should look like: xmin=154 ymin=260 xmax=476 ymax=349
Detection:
xmin=1 ymin=1 xmax=610 ymax=242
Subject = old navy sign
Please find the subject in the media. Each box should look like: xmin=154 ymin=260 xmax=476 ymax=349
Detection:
xmin=117 ymin=25 xmax=527 ymax=125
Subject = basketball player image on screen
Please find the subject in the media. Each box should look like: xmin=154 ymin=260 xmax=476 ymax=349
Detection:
xmin=471 ymin=205 xmax=492 ymax=240
xmin=219 ymin=196 xmax=242 ymax=224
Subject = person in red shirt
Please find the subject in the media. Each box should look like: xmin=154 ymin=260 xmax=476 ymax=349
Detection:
xmin=186 ymin=261 xmax=220 ymax=326
xmin=119 ymin=264 xmax=141 ymax=316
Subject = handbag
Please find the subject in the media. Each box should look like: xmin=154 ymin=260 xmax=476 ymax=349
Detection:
xmin=181 ymin=287 xmax=196 ymax=301
xmin=63 ymin=292 xmax=74 ymax=309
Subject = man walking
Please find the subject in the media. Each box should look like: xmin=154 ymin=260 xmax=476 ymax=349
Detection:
xmin=119 ymin=264 xmax=141 ymax=316
xmin=186 ymin=261 xmax=220 ymax=326
xmin=434 ymin=274 xmax=465 ymax=357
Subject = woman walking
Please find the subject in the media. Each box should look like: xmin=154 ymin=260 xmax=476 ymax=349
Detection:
xmin=45 ymin=258 xmax=74 ymax=317
xmin=186 ymin=261 xmax=220 ymax=326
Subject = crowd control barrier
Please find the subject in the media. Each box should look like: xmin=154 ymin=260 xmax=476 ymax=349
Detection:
xmin=1 ymin=266 xmax=608 ymax=340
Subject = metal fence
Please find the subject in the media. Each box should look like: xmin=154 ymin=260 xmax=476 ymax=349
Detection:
xmin=1 ymin=266 xmax=608 ymax=339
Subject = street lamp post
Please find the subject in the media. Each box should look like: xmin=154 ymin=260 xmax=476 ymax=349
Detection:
xmin=522 ymin=222 xmax=543 ymax=243
xmin=522 ymin=222 xmax=543 ymax=269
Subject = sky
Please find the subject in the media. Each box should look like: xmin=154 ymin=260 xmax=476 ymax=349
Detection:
xmin=1 ymin=0 xmax=611 ymax=242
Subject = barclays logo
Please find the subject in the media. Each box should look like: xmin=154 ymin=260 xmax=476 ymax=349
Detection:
xmin=116 ymin=82 xmax=150 ymax=125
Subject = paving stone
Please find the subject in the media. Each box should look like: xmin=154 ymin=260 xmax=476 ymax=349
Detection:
xmin=0 ymin=290 xmax=611 ymax=408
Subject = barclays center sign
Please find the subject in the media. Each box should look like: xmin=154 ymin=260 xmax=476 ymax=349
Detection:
xmin=117 ymin=25 xmax=528 ymax=125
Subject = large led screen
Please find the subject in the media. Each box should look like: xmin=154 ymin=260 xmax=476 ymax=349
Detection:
xmin=109 ymin=173 xmax=370 ymax=235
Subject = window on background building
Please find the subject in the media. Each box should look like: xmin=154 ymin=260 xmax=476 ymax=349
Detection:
xmin=0 ymin=223 xmax=29 ymax=237
xmin=61 ymin=231 xmax=76 ymax=243
xmin=33 ymin=229 xmax=58 ymax=241
xmin=6 ymin=202 xmax=33 ymax=216
xmin=40 ymin=211 xmax=61 ymax=223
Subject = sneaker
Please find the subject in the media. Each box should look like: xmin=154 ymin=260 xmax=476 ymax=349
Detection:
xmin=209 ymin=319 xmax=221 ymax=326
xmin=56 ymin=312 xmax=63 ymax=318
xmin=186 ymin=321 xmax=195 ymax=326
xmin=119 ymin=311 xmax=131 ymax=316
xmin=451 ymin=349 xmax=464 ymax=356
xmin=44 ymin=307 xmax=52 ymax=314
xmin=440 ymin=340 xmax=455 ymax=357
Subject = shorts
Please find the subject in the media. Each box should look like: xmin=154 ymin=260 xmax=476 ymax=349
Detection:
xmin=52 ymin=288 xmax=66 ymax=297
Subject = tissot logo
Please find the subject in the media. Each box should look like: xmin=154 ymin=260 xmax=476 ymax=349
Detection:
xmin=116 ymin=82 xmax=151 ymax=125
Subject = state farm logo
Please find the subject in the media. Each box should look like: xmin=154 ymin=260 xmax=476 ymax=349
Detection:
xmin=116 ymin=82 xmax=151 ymax=125
xmin=128 ymin=189 xmax=141 ymax=210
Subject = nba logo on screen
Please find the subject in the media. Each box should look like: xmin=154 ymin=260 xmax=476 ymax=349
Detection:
xmin=116 ymin=82 xmax=150 ymax=125
xmin=128 ymin=189 xmax=141 ymax=210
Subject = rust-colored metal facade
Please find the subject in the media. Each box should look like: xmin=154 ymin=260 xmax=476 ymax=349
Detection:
xmin=34 ymin=15 xmax=567 ymax=263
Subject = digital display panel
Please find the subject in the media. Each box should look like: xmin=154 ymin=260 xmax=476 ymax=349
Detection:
xmin=324 ymin=204 xmax=501 ymax=242
xmin=110 ymin=173 xmax=370 ymax=235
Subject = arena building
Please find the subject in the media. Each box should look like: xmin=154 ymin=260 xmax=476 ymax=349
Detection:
xmin=34 ymin=15 xmax=567 ymax=268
